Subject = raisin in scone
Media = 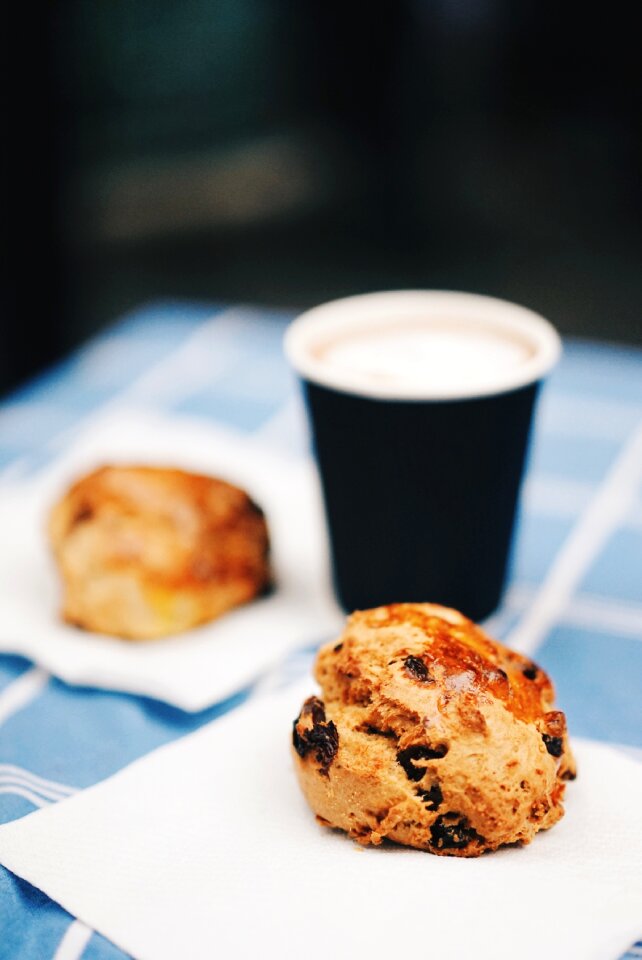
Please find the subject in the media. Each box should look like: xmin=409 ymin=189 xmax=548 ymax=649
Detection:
xmin=292 ymin=603 xmax=575 ymax=857
xmin=49 ymin=465 xmax=270 ymax=640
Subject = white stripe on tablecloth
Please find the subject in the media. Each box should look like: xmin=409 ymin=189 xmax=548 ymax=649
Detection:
xmin=558 ymin=593 xmax=642 ymax=640
xmin=109 ymin=308 xmax=249 ymax=408
xmin=0 ymin=785 xmax=50 ymax=808
xmin=0 ymin=666 xmax=49 ymax=727
xmin=628 ymin=502 xmax=642 ymax=531
xmin=0 ymin=763 xmax=76 ymax=795
xmin=52 ymin=920 xmax=93 ymax=960
xmin=0 ymin=770 xmax=75 ymax=802
xmin=524 ymin=474 xmax=642 ymax=530
xmin=508 ymin=423 xmax=642 ymax=655
xmin=0 ymin=777 xmax=71 ymax=803
xmin=522 ymin=474 xmax=595 ymax=516
xmin=492 ymin=583 xmax=642 ymax=641
xmin=252 ymin=394 xmax=309 ymax=452
xmin=0 ymin=768 xmax=76 ymax=809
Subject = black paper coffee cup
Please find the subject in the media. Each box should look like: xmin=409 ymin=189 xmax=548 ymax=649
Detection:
xmin=285 ymin=291 xmax=560 ymax=621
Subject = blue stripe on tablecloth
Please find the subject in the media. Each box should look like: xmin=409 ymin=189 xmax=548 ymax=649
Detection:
xmin=0 ymin=656 xmax=33 ymax=695
xmin=213 ymin=356 xmax=296 ymax=402
xmin=549 ymin=340 xmax=642 ymax=406
xmin=536 ymin=625 xmax=642 ymax=747
xmin=0 ymin=404 xmax=84 ymax=461
xmin=0 ymin=306 xmax=640 ymax=960
xmin=173 ymin=391 xmax=280 ymax=431
xmin=0 ymin=678 xmax=250 ymax=802
xmin=510 ymin=512 xmax=577 ymax=584
xmin=165 ymin=310 xmax=292 ymax=430
xmin=579 ymin=527 xmax=642 ymax=604
xmin=529 ymin=431 xmax=627 ymax=483
xmin=0 ymin=795 xmax=51 ymax=827
xmin=81 ymin=931 xmax=131 ymax=960
xmin=0 ymin=871 xmax=77 ymax=960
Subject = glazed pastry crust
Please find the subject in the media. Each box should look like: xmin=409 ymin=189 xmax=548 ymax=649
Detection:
xmin=49 ymin=465 xmax=270 ymax=640
xmin=292 ymin=603 xmax=575 ymax=857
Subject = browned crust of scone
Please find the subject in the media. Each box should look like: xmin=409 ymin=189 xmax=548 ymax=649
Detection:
xmin=292 ymin=603 xmax=576 ymax=857
xmin=49 ymin=465 xmax=270 ymax=639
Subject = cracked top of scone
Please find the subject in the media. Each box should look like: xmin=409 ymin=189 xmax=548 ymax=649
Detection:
xmin=292 ymin=603 xmax=575 ymax=856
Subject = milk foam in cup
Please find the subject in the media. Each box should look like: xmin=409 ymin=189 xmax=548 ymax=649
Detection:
xmin=286 ymin=290 xmax=560 ymax=400
xmin=314 ymin=323 xmax=530 ymax=394
xmin=285 ymin=291 xmax=561 ymax=620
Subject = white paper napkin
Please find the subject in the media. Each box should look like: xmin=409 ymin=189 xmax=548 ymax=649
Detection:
xmin=0 ymin=410 xmax=342 ymax=710
xmin=0 ymin=679 xmax=640 ymax=960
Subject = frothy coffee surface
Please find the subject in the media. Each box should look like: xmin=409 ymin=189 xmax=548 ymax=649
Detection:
xmin=314 ymin=321 xmax=533 ymax=392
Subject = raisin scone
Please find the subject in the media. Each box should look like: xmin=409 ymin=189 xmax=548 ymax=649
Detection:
xmin=292 ymin=603 xmax=575 ymax=857
xmin=49 ymin=465 xmax=270 ymax=640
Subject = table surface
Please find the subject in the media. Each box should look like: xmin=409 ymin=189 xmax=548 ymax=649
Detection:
xmin=0 ymin=302 xmax=641 ymax=960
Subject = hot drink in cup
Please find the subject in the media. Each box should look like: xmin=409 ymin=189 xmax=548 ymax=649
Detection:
xmin=285 ymin=291 xmax=560 ymax=620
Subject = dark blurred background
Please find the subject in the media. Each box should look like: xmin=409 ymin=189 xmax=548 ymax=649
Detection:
xmin=2 ymin=1 xmax=641 ymax=395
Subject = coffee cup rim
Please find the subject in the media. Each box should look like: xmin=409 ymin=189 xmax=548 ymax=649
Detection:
xmin=284 ymin=290 xmax=562 ymax=401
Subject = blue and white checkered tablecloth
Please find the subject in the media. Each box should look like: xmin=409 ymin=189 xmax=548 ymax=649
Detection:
xmin=0 ymin=302 xmax=641 ymax=960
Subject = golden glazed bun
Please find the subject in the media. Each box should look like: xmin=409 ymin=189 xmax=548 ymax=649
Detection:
xmin=49 ymin=465 xmax=270 ymax=640
xmin=292 ymin=603 xmax=575 ymax=857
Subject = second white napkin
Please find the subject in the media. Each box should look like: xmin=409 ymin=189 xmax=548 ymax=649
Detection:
xmin=0 ymin=410 xmax=342 ymax=709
